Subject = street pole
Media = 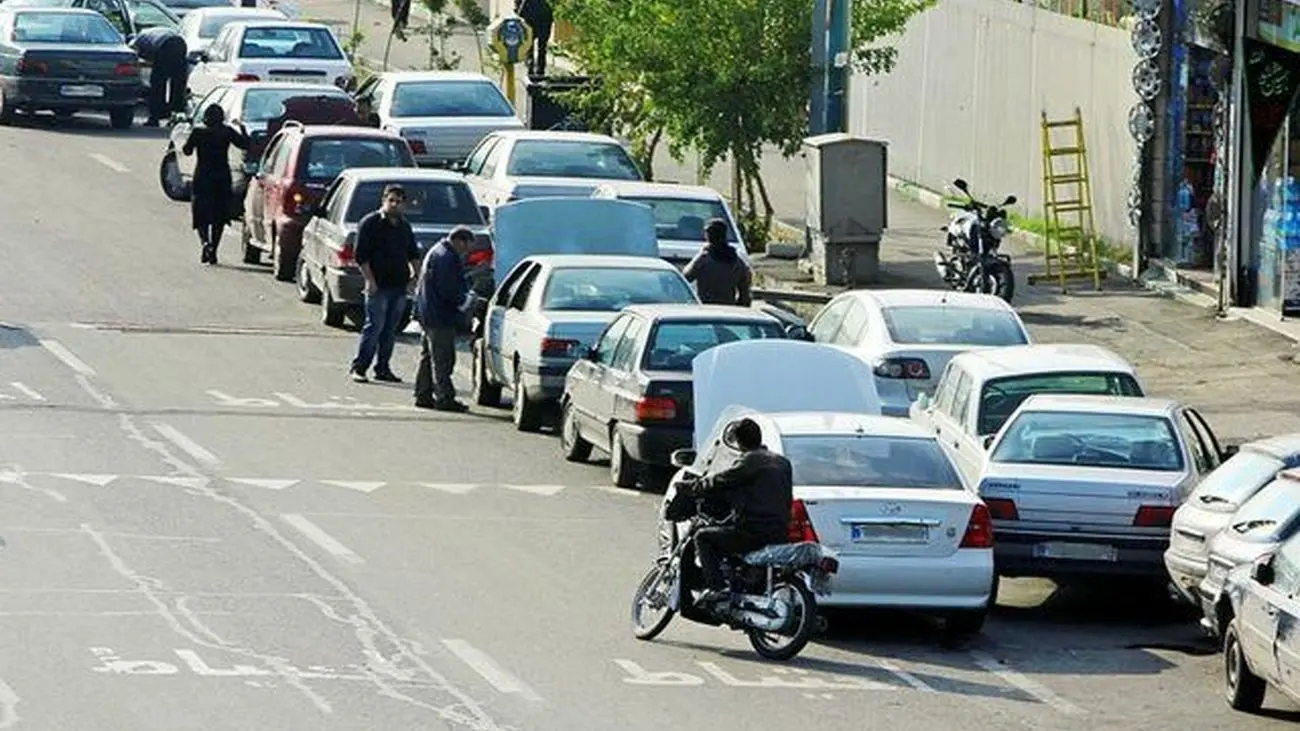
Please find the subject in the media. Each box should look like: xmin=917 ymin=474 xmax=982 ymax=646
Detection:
xmin=810 ymin=0 xmax=829 ymax=136
xmin=1221 ymin=0 xmax=1248 ymax=315
xmin=503 ymin=62 xmax=517 ymax=107
xmin=826 ymin=0 xmax=850 ymax=133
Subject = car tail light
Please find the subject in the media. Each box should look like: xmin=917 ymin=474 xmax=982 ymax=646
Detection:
xmin=233 ymin=73 xmax=260 ymax=82
xmin=960 ymin=503 xmax=995 ymax=548
xmin=540 ymin=338 xmax=579 ymax=358
xmin=984 ymin=497 xmax=1019 ymax=520
xmin=405 ymin=138 xmax=427 ymax=155
xmin=788 ymin=499 xmax=819 ymax=543
xmin=332 ymin=237 xmax=355 ymax=267
xmin=1134 ymin=505 xmax=1176 ymax=528
xmin=633 ymin=395 xmax=677 ymax=422
xmin=466 ymin=248 xmax=493 ymax=267
xmin=872 ymin=357 xmax=930 ymax=380
xmin=113 ymin=62 xmax=138 ymax=76
xmin=16 ymin=58 xmax=48 ymax=75
xmin=283 ymin=184 xmax=310 ymax=216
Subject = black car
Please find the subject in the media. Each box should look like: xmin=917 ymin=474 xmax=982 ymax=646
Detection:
xmin=0 ymin=7 xmax=141 ymax=127
xmin=559 ymin=304 xmax=793 ymax=488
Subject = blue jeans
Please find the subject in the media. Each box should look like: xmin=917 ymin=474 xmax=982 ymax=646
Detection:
xmin=351 ymin=287 xmax=407 ymax=374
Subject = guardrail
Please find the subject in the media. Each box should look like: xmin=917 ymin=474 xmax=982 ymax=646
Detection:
xmin=752 ymin=288 xmax=833 ymax=305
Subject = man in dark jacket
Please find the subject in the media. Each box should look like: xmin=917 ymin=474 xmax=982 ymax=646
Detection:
xmin=413 ymin=226 xmax=476 ymax=411
xmin=688 ymin=417 xmax=794 ymax=605
xmin=516 ymin=0 xmax=552 ymax=77
xmin=130 ymin=26 xmax=188 ymax=127
xmin=683 ymin=218 xmax=753 ymax=307
xmin=350 ymin=184 xmax=421 ymax=383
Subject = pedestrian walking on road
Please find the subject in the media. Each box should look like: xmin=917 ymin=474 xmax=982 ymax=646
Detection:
xmin=683 ymin=218 xmax=753 ymax=307
xmin=182 ymin=104 xmax=248 ymax=265
xmin=349 ymin=184 xmax=421 ymax=384
xmin=413 ymin=226 xmax=477 ymax=412
xmin=130 ymin=26 xmax=188 ymax=127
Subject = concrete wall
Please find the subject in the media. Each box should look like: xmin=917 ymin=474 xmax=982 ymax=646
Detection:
xmin=849 ymin=0 xmax=1138 ymax=246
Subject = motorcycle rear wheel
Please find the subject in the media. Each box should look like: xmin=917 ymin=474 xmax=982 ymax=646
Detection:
xmin=969 ymin=259 xmax=1016 ymax=304
xmin=631 ymin=564 xmax=676 ymax=641
xmin=747 ymin=580 xmax=817 ymax=661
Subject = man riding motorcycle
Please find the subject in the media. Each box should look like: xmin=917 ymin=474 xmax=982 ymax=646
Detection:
xmin=681 ymin=418 xmax=794 ymax=607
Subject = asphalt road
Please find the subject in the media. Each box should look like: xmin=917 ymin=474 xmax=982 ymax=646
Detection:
xmin=1 ymin=40 xmax=1300 ymax=731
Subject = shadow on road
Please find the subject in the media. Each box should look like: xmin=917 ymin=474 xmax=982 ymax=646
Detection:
xmin=0 ymin=323 xmax=41 ymax=350
xmin=10 ymin=110 xmax=169 ymax=140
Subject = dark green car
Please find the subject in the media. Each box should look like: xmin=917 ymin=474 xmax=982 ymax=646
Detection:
xmin=0 ymin=7 xmax=141 ymax=127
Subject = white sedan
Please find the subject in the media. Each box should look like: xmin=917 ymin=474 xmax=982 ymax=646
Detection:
xmin=663 ymin=339 xmax=996 ymax=637
xmin=187 ymin=20 xmax=352 ymax=98
xmin=176 ymin=6 xmax=285 ymax=60
xmin=806 ymin=289 xmax=1031 ymax=417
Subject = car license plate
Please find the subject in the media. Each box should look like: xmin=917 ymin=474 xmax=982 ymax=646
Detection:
xmin=851 ymin=523 xmax=928 ymax=544
xmin=271 ymin=75 xmax=324 ymax=84
xmin=1033 ymin=542 xmax=1117 ymax=562
xmin=60 ymin=84 xmax=104 ymax=98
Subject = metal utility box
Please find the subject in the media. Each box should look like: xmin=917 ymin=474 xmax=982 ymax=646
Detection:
xmin=802 ymin=133 xmax=888 ymax=286
xmin=524 ymin=76 xmax=596 ymax=131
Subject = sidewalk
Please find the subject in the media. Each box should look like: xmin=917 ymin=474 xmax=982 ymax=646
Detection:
xmin=300 ymin=0 xmax=1300 ymax=442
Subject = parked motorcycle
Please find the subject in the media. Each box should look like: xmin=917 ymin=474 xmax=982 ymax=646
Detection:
xmin=934 ymin=178 xmax=1018 ymax=303
xmin=629 ymin=485 xmax=840 ymax=661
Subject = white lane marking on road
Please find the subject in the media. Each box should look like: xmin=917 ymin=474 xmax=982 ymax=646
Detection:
xmin=871 ymin=657 xmax=935 ymax=693
xmin=227 ymin=478 xmax=300 ymax=490
xmin=440 ymin=639 xmax=541 ymax=702
xmin=138 ymin=475 xmax=209 ymax=489
xmin=970 ymin=651 xmax=1085 ymax=716
xmin=9 ymin=382 xmax=44 ymax=400
xmin=151 ymin=423 xmax=220 ymax=466
xmin=421 ymin=482 xmax=478 ymax=494
xmin=500 ymin=483 xmax=566 ymax=496
xmin=0 ymin=675 xmax=19 ymax=728
xmin=281 ymin=514 xmax=363 ymax=565
xmin=319 ymin=480 xmax=386 ymax=493
xmin=48 ymin=473 xmax=118 ymax=486
xmin=89 ymin=152 xmax=130 ymax=173
xmin=37 ymin=339 xmax=96 ymax=376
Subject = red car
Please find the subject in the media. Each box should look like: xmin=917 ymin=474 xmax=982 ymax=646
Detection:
xmin=240 ymin=123 xmax=418 ymax=281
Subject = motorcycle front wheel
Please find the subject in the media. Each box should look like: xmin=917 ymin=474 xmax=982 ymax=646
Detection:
xmin=631 ymin=563 xmax=676 ymax=641
xmin=748 ymin=579 xmax=817 ymax=661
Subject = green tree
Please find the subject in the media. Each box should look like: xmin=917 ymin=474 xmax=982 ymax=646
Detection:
xmin=552 ymin=0 xmax=933 ymax=249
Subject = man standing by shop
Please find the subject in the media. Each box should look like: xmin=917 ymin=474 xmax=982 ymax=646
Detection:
xmin=130 ymin=26 xmax=188 ymax=127
xmin=413 ymin=226 xmax=476 ymax=412
xmin=349 ymin=184 xmax=421 ymax=384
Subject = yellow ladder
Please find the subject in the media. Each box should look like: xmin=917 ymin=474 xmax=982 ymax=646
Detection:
xmin=1029 ymin=107 xmax=1106 ymax=292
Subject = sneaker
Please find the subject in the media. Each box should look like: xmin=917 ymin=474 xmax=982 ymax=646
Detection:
xmin=349 ymin=368 xmax=368 ymax=383
xmin=373 ymin=371 xmax=402 ymax=383
xmin=432 ymin=400 xmax=469 ymax=413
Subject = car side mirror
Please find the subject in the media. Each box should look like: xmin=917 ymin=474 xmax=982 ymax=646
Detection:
xmin=915 ymin=393 xmax=931 ymax=410
xmin=1002 ymin=195 xmax=1017 ymax=206
xmin=670 ymin=449 xmax=696 ymax=468
xmin=450 ymin=161 xmax=467 ymax=173
xmin=1253 ymin=556 xmax=1276 ymax=586
xmin=783 ymin=324 xmax=810 ymax=341
xmin=478 ymin=205 xmax=490 ymax=223
xmin=953 ymin=178 xmax=969 ymax=192
xmin=187 ymin=50 xmax=202 ymax=63
xmin=584 ymin=347 xmax=598 ymax=361
xmin=982 ymin=435 xmax=996 ymax=450
xmin=1222 ymin=443 xmax=1240 ymax=459
xmin=168 ymin=111 xmax=187 ymax=125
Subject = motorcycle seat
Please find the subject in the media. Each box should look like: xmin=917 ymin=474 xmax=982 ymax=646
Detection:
xmin=739 ymin=541 xmax=825 ymax=567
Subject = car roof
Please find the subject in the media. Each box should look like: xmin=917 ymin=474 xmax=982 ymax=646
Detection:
xmin=377 ymin=70 xmax=495 ymax=83
xmin=291 ymin=125 xmax=401 ymax=139
xmin=490 ymin=130 xmax=622 ymax=145
xmin=1243 ymin=433 xmax=1300 ymax=460
xmin=6 ymin=6 xmax=101 ymax=15
xmin=231 ymin=81 xmax=349 ymax=92
xmin=1016 ymin=393 xmax=1178 ymax=416
xmin=188 ymin=7 xmax=283 ymax=16
xmin=767 ymin=412 xmax=933 ymax=438
xmin=592 ymin=181 xmax=725 ymax=201
xmin=840 ymin=288 xmax=1019 ymax=313
xmin=229 ymin=19 xmax=332 ymax=31
xmin=337 ymin=167 xmax=466 ymax=184
xmin=624 ymin=304 xmax=778 ymax=322
xmin=524 ymin=254 xmax=678 ymax=270
xmin=949 ymin=343 xmax=1135 ymax=379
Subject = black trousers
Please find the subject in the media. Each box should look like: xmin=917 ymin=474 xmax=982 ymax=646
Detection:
xmin=414 ymin=325 xmax=457 ymax=404
xmin=148 ymin=38 xmax=187 ymax=121
xmin=694 ymin=527 xmax=772 ymax=591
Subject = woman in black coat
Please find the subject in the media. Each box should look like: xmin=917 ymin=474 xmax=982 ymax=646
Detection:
xmin=183 ymin=104 xmax=248 ymax=265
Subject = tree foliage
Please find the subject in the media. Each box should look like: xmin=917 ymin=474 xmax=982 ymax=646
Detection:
xmin=552 ymin=0 xmax=932 ymax=247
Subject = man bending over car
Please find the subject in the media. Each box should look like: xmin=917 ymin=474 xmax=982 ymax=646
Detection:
xmin=687 ymin=418 xmax=794 ymax=606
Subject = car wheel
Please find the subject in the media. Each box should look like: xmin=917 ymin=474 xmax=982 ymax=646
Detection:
xmin=512 ymin=363 xmax=542 ymax=432
xmin=560 ymin=402 xmax=593 ymax=462
xmin=321 ymin=286 xmax=345 ymax=328
xmin=1224 ymin=619 xmax=1267 ymax=712
xmin=159 ymin=150 xmax=192 ymax=202
xmin=240 ymin=223 xmax=260 ymax=264
xmin=610 ymin=428 xmax=639 ymax=489
xmin=943 ymin=610 xmax=987 ymax=639
xmin=272 ymin=233 xmax=295 ymax=282
xmin=108 ymin=107 xmax=133 ymax=130
xmin=0 ymin=90 xmax=13 ymax=125
xmin=296 ymin=257 xmax=321 ymax=304
xmin=471 ymin=340 xmax=502 ymax=407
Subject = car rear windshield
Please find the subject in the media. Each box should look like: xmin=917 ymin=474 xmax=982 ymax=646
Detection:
xmin=977 ymin=371 xmax=1143 ymax=436
xmin=200 ymin=11 xmax=280 ymax=38
xmin=390 ymin=80 xmax=515 ymax=118
xmin=540 ymin=268 xmax=696 ymax=312
xmin=299 ymin=138 xmax=414 ymax=182
xmin=643 ymin=320 xmax=785 ymax=371
xmin=1223 ymin=474 xmax=1300 ymax=541
xmin=243 ymin=88 xmax=348 ymax=122
xmin=1189 ymin=450 xmax=1287 ymax=510
xmin=619 ymin=197 xmax=738 ymax=242
xmin=506 ymin=140 xmax=642 ymax=180
xmin=881 ymin=306 xmax=1028 ymax=346
xmin=781 ymin=435 xmax=962 ymax=489
xmin=172 ymin=0 xmax=238 ymax=8
xmin=240 ymin=26 xmax=342 ymax=59
xmin=991 ymin=411 xmax=1184 ymax=472
xmin=345 ymin=180 xmax=481 ymax=225
xmin=12 ymin=11 xmax=122 ymax=43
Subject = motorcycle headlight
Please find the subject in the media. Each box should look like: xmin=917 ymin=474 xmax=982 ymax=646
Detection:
xmin=990 ymin=219 xmax=1009 ymax=240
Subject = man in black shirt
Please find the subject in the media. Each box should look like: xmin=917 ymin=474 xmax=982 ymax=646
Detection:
xmin=130 ymin=27 xmax=188 ymax=127
xmin=349 ymin=184 xmax=421 ymax=383
xmin=688 ymin=417 xmax=794 ymax=606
